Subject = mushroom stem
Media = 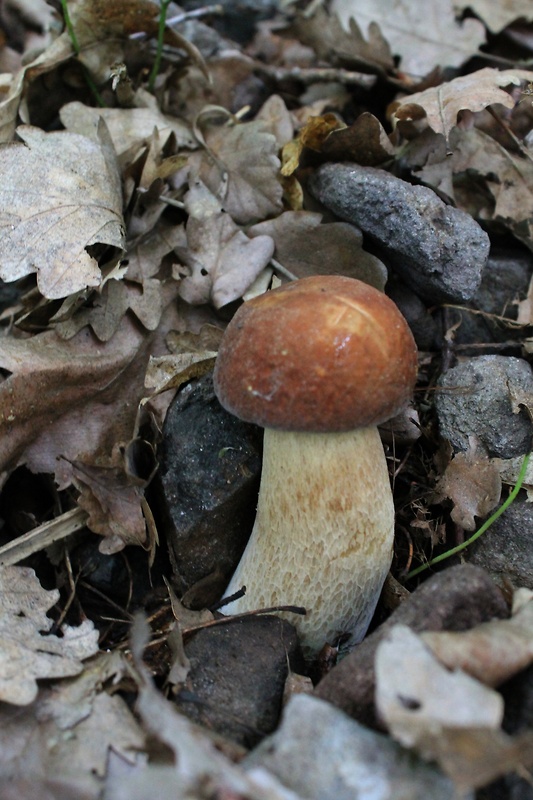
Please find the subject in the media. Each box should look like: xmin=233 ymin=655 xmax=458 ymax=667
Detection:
xmin=222 ymin=425 xmax=395 ymax=658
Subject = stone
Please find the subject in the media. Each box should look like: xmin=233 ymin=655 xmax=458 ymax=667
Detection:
xmin=308 ymin=162 xmax=489 ymax=304
xmin=435 ymin=355 xmax=533 ymax=458
xmin=154 ymin=372 xmax=262 ymax=601
xmin=176 ymin=615 xmax=303 ymax=749
xmin=467 ymin=500 xmax=533 ymax=590
xmin=245 ymin=694 xmax=462 ymax=800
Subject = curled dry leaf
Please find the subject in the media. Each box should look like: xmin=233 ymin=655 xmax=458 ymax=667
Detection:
xmin=0 ymin=125 xmax=125 ymax=299
xmin=71 ymin=462 xmax=147 ymax=553
xmin=0 ymin=566 xmax=99 ymax=705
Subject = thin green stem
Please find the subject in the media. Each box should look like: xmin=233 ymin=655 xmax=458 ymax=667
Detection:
xmin=149 ymin=0 xmax=172 ymax=92
xmin=406 ymin=451 xmax=531 ymax=580
xmin=60 ymin=0 xmax=105 ymax=106
xmin=61 ymin=0 xmax=80 ymax=54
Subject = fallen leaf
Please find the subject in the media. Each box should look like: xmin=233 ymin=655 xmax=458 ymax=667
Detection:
xmin=0 ymin=651 xmax=145 ymax=797
xmin=293 ymin=6 xmax=394 ymax=75
xmin=332 ymin=0 xmax=486 ymax=76
xmin=60 ymin=100 xmax=196 ymax=156
xmin=249 ymin=211 xmax=387 ymax=289
xmin=434 ymin=440 xmax=502 ymax=530
xmin=0 ymin=125 xmax=125 ymax=299
xmin=0 ymin=566 xmax=99 ymax=705
xmin=392 ymin=68 xmax=533 ymax=141
xmin=71 ymin=462 xmax=147 ymax=552
xmin=375 ymin=625 xmax=504 ymax=749
xmin=175 ymin=212 xmax=275 ymax=308
xmin=454 ymin=0 xmax=533 ymax=34
xmin=421 ymin=597 xmax=533 ymax=687
xmin=191 ymin=119 xmax=283 ymax=225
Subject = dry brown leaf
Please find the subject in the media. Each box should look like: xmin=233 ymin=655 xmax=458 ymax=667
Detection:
xmin=254 ymin=94 xmax=294 ymax=149
xmin=60 ymin=100 xmax=196 ymax=156
xmin=248 ymin=211 xmax=387 ymax=289
xmin=0 ymin=124 xmax=125 ymax=299
xmin=191 ymin=120 xmax=283 ymax=225
xmin=0 ymin=566 xmax=99 ymax=705
xmin=175 ymin=212 xmax=275 ymax=308
xmin=451 ymin=127 xmax=533 ymax=225
xmin=455 ymin=0 xmax=533 ymax=34
xmin=332 ymin=0 xmax=485 ymax=76
xmin=421 ymin=598 xmax=533 ymax=687
xmin=393 ymin=68 xmax=533 ymax=141
xmin=72 ymin=462 xmax=147 ymax=552
xmin=321 ymin=111 xmax=395 ymax=165
xmin=294 ymin=6 xmax=393 ymax=75
xmin=434 ymin=441 xmax=502 ymax=530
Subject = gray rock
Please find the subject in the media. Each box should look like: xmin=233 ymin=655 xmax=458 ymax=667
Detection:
xmin=245 ymin=695 xmax=462 ymax=800
xmin=308 ymin=163 xmax=489 ymax=304
xmin=176 ymin=615 xmax=303 ymax=749
xmin=154 ymin=372 xmax=262 ymax=602
xmin=467 ymin=500 xmax=533 ymax=590
xmin=435 ymin=355 xmax=533 ymax=458
xmin=451 ymin=248 xmax=532 ymax=351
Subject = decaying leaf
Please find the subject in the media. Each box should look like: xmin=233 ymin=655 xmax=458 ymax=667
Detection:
xmin=0 ymin=651 xmax=145 ymax=797
xmin=190 ymin=120 xmax=283 ymax=225
xmin=60 ymin=99 xmax=196 ymax=155
xmin=175 ymin=212 xmax=275 ymax=308
xmin=454 ymin=0 xmax=533 ymax=34
xmin=0 ymin=566 xmax=99 ymax=705
xmin=375 ymin=625 xmax=504 ymax=748
xmin=249 ymin=211 xmax=387 ymax=289
xmin=0 ymin=124 xmax=125 ymax=299
xmin=392 ymin=68 xmax=533 ymax=141
xmin=421 ymin=596 xmax=533 ymax=687
xmin=434 ymin=441 xmax=502 ymax=530
xmin=332 ymin=0 xmax=486 ymax=76
xmin=294 ymin=5 xmax=394 ymax=75
xmin=71 ymin=462 xmax=147 ymax=553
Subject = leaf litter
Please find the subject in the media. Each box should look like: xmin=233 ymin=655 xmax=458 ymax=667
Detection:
xmin=1 ymin=0 xmax=533 ymax=796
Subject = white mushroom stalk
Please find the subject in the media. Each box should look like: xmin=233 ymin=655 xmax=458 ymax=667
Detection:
xmin=213 ymin=275 xmax=417 ymax=659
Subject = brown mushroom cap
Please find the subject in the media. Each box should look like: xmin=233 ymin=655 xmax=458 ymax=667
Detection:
xmin=213 ymin=275 xmax=418 ymax=432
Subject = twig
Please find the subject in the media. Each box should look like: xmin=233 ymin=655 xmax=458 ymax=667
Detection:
xmin=0 ymin=507 xmax=88 ymax=566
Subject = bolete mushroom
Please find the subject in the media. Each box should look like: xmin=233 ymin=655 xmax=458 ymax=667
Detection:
xmin=213 ymin=275 xmax=417 ymax=658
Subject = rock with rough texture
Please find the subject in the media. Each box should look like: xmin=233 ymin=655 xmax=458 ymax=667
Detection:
xmin=451 ymin=248 xmax=532 ymax=351
xmin=467 ymin=500 xmax=533 ymax=589
xmin=176 ymin=615 xmax=303 ymax=749
xmin=154 ymin=372 xmax=262 ymax=601
xmin=245 ymin=694 xmax=462 ymax=800
xmin=435 ymin=356 xmax=533 ymax=458
xmin=308 ymin=163 xmax=489 ymax=304
xmin=314 ymin=565 xmax=508 ymax=728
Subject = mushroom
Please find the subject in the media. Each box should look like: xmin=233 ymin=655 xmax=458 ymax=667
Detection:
xmin=213 ymin=275 xmax=418 ymax=658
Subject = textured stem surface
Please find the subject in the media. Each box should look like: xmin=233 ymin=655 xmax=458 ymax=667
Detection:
xmin=222 ymin=426 xmax=394 ymax=658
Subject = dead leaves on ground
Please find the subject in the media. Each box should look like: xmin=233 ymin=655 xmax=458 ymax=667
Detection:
xmin=376 ymin=592 xmax=533 ymax=792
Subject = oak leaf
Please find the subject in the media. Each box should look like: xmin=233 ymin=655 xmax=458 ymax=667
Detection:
xmin=0 ymin=125 xmax=125 ymax=299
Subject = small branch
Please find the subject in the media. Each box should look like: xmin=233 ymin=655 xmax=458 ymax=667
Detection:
xmin=0 ymin=507 xmax=89 ymax=566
